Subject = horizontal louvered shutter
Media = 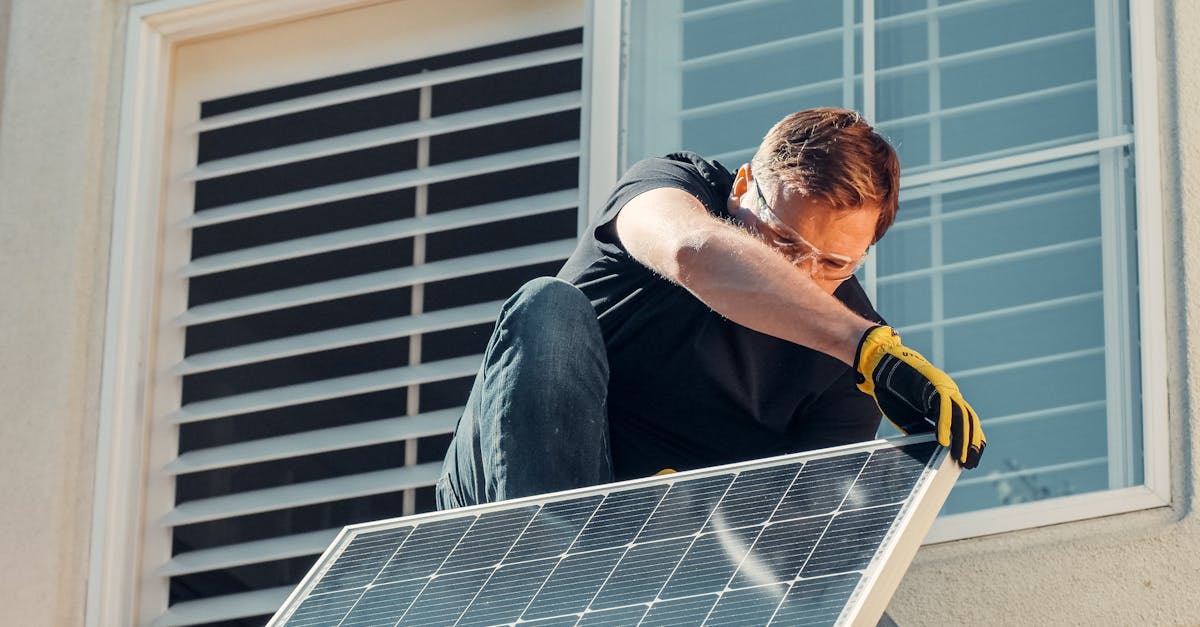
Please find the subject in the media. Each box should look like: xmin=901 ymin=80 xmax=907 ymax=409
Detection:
xmin=154 ymin=16 xmax=585 ymax=627
xmin=624 ymin=0 xmax=1141 ymax=515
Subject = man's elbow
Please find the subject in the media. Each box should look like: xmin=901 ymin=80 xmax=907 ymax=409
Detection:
xmin=669 ymin=228 xmax=726 ymax=286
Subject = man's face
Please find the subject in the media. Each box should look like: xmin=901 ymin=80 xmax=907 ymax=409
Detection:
xmin=729 ymin=166 xmax=881 ymax=295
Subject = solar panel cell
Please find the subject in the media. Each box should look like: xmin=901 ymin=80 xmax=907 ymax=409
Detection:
xmin=802 ymin=504 xmax=904 ymax=578
xmin=521 ymin=547 xmax=625 ymax=620
xmin=455 ymin=557 xmax=557 ymax=626
xmin=571 ymin=485 xmax=668 ymax=552
xmin=373 ymin=516 xmax=474 ymax=584
xmin=577 ymin=604 xmax=650 ymax=625
xmin=768 ymin=573 xmax=861 ymax=626
xmin=705 ymin=463 xmax=802 ymax=531
xmin=590 ymin=536 xmax=692 ymax=609
xmin=659 ymin=525 xmax=760 ymax=599
xmin=731 ymin=515 xmax=829 ymax=589
xmin=841 ymin=443 xmax=938 ymax=510
xmin=394 ymin=568 xmax=490 ymax=626
xmin=706 ymin=583 xmax=789 ymax=625
xmin=282 ymin=588 xmax=362 ymax=627
xmin=635 ymin=474 xmax=734 ymax=542
xmin=771 ymin=453 xmax=869 ymax=521
xmin=507 ymin=495 xmax=602 ymax=562
xmin=640 ymin=594 xmax=719 ymax=626
xmin=437 ymin=506 xmax=537 ymax=574
xmin=310 ymin=526 xmax=413 ymax=594
xmin=339 ymin=578 xmax=425 ymax=627
xmin=521 ymin=615 xmax=582 ymax=626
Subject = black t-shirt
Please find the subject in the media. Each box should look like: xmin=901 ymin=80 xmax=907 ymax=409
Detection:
xmin=556 ymin=152 xmax=885 ymax=479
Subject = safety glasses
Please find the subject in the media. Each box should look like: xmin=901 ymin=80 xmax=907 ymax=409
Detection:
xmin=752 ymin=179 xmax=867 ymax=281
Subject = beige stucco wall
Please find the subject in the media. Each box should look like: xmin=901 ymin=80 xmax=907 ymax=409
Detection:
xmin=0 ymin=0 xmax=12 ymax=122
xmin=0 ymin=0 xmax=1195 ymax=625
xmin=891 ymin=1 xmax=1200 ymax=624
xmin=0 ymin=0 xmax=124 ymax=624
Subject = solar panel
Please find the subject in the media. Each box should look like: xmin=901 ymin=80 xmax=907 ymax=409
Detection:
xmin=269 ymin=435 xmax=958 ymax=627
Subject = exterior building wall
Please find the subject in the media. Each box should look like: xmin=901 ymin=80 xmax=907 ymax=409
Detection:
xmin=0 ymin=0 xmax=12 ymax=122
xmin=891 ymin=0 xmax=1200 ymax=623
xmin=0 ymin=0 xmax=129 ymax=624
xmin=0 ymin=0 xmax=129 ymax=625
xmin=0 ymin=1 xmax=1194 ymax=625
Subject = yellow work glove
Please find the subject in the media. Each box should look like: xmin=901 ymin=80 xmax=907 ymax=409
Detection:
xmin=854 ymin=326 xmax=986 ymax=469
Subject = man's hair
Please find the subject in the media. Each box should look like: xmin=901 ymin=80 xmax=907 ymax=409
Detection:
xmin=750 ymin=108 xmax=900 ymax=243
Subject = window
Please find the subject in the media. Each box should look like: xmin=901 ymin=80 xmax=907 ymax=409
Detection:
xmin=622 ymin=0 xmax=1166 ymax=536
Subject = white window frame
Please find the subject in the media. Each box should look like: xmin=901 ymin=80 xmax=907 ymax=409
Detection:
xmin=589 ymin=0 xmax=1170 ymax=544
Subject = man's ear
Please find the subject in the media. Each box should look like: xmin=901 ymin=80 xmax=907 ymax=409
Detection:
xmin=731 ymin=164 xmax=752 ymax=197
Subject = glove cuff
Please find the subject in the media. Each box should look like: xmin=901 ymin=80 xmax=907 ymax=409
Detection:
xmin=854 ymin=325 xmax=900 ymax=394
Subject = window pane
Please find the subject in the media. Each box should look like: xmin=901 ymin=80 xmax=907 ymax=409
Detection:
xmin=625 ymin=0 xmax=861 ymax=166
xmin=874 ymin=0 xmax=1101 ymax=174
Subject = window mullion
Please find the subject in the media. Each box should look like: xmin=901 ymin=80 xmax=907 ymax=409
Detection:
xmin=862 ymin=0 xmax=875 ymax=122
xmin=841 ymin=0 xmax=856 ymax=108
xmin=861 ymin=0 xmax=880 ymax=304
xmin=927 ymin=0 xmax=945 ymax=365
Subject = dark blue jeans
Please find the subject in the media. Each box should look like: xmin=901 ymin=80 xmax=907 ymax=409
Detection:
xmin=436 ymin=277 xmax=614 ymax=509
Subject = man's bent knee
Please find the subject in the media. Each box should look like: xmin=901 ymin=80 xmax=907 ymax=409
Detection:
xmin=496 ymin=278 xmax=602 ymax=355
xmin=503 ymin=277 xmax=594 ymax=326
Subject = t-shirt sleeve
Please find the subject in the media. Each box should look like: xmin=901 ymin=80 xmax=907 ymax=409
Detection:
xmin=833 ymin=276 xmax=886 ymax=325
xmin=591 ymin=154 xmax=729 ymax=260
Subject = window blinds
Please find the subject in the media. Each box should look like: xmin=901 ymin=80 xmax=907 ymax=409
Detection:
xmin=157 ymin=28 xmax=585 ymax=626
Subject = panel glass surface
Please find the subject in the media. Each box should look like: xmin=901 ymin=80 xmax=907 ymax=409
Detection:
xmin=273 ymin=438 xmax=945 ymax=626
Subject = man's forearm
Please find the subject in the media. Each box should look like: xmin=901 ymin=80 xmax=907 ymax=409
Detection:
xmin=614 ymin=187 xmax=875 ymax=365
xmin=672 ymin=223 xmax=875 ymax=364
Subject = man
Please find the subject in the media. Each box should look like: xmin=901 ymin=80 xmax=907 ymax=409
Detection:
xmin=435 ymin=108 xmax=985 ymax=510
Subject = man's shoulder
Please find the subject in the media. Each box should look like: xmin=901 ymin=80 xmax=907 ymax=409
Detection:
xmin=617 ymin=151 xmax=734 ymax=216
xmin=661 ymin=151 xmax=734 ymax=182
xmin=626 ymin=151 xmax=733 ymax=187
xmin=557 ymin=152 xmax=734 ymax=291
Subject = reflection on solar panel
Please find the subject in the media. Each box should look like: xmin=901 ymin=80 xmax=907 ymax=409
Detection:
xmin=269 ymin=435 xmax=958 ymax=626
